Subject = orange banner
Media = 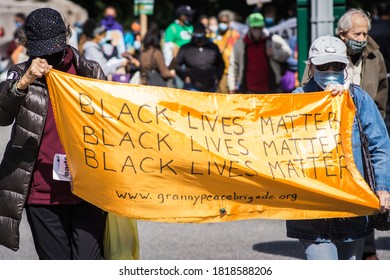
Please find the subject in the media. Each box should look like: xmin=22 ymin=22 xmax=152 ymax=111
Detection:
xmin=46 ymin=70 xmax=379 ymax=222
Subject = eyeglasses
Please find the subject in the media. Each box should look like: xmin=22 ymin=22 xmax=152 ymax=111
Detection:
xmin=315 ymin=62 xmax=346 ymax=72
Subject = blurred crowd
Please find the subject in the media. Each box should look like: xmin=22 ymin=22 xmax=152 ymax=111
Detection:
xmin=0 ymin=3 xmax=300 ymax=93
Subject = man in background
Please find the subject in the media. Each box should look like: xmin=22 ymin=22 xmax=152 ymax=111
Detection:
xmin=163 ymin=5 xmax=195 ymax=67
xmin=228 ymin=12 xmax=291 ymax=94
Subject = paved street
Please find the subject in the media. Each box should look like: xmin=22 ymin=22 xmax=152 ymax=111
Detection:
xmin=0 ymin=126 xmax=389 ymax=260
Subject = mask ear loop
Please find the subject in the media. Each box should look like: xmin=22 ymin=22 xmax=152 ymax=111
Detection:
xmin=343 ymin=67 xmax=348 ymax=81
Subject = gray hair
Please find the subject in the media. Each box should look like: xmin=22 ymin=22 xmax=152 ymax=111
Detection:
xmin=218 ymin=9 xmax=235 ymax=22
xmin=335 ymin=8 xmax=371 ymax=36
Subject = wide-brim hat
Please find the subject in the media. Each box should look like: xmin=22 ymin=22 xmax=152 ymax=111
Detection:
xmin=25 ymin=8 xmax=67 ymax=57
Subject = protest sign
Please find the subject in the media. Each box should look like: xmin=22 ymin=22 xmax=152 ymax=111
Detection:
xmin=46 ymin=70 xmax=378 ymax=222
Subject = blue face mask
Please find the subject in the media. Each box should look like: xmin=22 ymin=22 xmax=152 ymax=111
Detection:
xmin=314 ymin=70 xmax=344 ymax=89
xmin=15 ymin=21 xmax=23 ymax=29
xmin=133 ymin=40 xmax=141 ymax=50
xmin=98 ymin=38 xmax=107 ymax=47
xmin=265 ymin=17 xmax=274 ymax=26
xmin=218 ymin=23 xmax=228 ymax=32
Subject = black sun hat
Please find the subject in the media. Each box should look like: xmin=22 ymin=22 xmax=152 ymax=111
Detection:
xmin=25 ymin=8 xmax=67 ymax=57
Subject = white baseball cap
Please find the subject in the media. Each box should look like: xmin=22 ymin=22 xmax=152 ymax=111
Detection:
xmin=308 ymin=35 xmax=349 ymax=65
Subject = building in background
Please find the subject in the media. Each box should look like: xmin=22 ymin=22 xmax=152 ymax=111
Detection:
xmin=0 ymin=0 xmax=87 ymax=45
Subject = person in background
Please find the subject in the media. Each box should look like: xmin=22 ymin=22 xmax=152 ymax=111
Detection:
xmin=140 ymin=23 xmax=175 ymax=86
xmin=228 ymin=12 xmax=291 ymax=94
xmin=286 ymin=35 xmax=390 ymax=260
xmin=207 ymin=16 xmax=219 ymax=40
xmin=100 ymin=6 xmax=124 ymax=33
xmin=280 ymin=3 xmax=299 ymax=92
xmin=0 ymin=8 xmax=107 ymax=259
xmin=175 ymin=22 xmax=224 ymax=92
xmin=100 ymin=6 xmax=126 ymax=57
xmin=163 ymin=5 xmax=195 ymax=67
xmin=124 ymin=20 xmax=142 ymax=53
xmin=81 ymin=19 xmax=135 ymax=80
xmin=6 ymin=13 xmax=26 ymax=60
xmin=336 ymin=9 xmax=388 ymax=119
xmin=262 ymin=3 xmax=278 ymax=28
xmin=199 ymin=15 xmax=210 ymax=31
xmin=213 ymin=10 xmax=240 ymax=93
xmin=340 ymin=6 xmax=390 ymax=261
xmin=301 ymin=9 xmax=387 ymax=117
xmin=226 ymin=10 xmax=248 ymax=38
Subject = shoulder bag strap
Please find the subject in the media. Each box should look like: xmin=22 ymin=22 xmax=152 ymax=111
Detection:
xmin=350 ymin=84 xmax=376 ymax=192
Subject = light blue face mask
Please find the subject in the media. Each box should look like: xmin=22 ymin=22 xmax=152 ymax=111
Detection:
xmin=265 ymin=17 xmax=274 ymax=26
xmin=314 ymin=70 xmax=344 ymax=89
xmin=133 ymin=40 xmax=141 ymax=50
xmin=218 ymin=22 xmax=228 ymax=32
xmin=15 ymin=21 xmax=23 ymax=29
xmin=98 ymin=38 xmax=107 ymax=47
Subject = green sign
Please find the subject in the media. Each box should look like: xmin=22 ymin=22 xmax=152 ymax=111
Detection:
xmin=134 ymin=0 xmax=154 ymax=16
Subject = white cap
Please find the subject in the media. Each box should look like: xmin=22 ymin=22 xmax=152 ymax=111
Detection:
xmin=309 ymin=35 xmax=349 ymax=65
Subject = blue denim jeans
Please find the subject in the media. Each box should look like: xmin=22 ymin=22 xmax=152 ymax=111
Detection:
xmin=299 ymin=238 xmax=365 ymax=260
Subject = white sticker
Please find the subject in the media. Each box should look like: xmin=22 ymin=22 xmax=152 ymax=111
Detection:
xmin=7 ymin=71 xmax=19 ymax=80
xmin=53 ymin=153 xmax=71 ymax=181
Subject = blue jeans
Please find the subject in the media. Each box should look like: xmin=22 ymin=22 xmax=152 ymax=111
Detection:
xmin=299 ymin=238 xmax=365 ymax=260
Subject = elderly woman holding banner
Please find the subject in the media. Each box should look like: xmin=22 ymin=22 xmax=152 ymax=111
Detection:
xmin=286 ymin=35 xmax=390 ymax=260
xmin=0 ymin=8 xmax=107 ymax=259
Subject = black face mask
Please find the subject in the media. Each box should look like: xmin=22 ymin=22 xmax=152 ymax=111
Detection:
xmin=41 ymin=50 xmax=65 ymax=66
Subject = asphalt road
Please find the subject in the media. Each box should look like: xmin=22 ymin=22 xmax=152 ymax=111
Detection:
xmin=0 ymin=125 xmax=389 ymax=260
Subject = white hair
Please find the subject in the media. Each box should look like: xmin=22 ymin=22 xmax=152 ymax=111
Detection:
xmin=335 ymin=8 xmax=371 ymax=36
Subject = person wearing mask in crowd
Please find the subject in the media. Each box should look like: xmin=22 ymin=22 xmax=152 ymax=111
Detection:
xmin=337 ymin=9 xmax=388 ymax=119
xmin=339 ymin=7 xmax=389 ymax=261
xmin=100 ymin=6 xmax=124 ymax=33
xmin=81 ymin=19 xmax=135 ymax=80
xmin=163 ymin=5 xmax=195 ymax=67
xmin=124 ymin=20 xmax=142 ymax=54
xmin=300 ymin=10 xmax=388 ymax=259
xmin=207 ymin=16 xmax=219 ymax=40
xmin=0 ymin=8 xmax=107 ymax=259
xmin=302 ymin=9 xmax=388 ymax=119
xmin=175 ymin=22 xmax=224 ymax=92
xmin=100 ymin=6 xmax=126 ymax=56
xmin=6 ymin=13 xmax=26 ymax=62
xmin=228 ymin=12 xmax=291 ymax=94
xmin=262 ymin=4 xmax=278 ymax=28
xmin=286 ymin=35 xmax=390 ymax=260
xmin=213 ymin=10 xmax=240 ymax=93
xmin=140 ymin=23 xmax=175 ymax=86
